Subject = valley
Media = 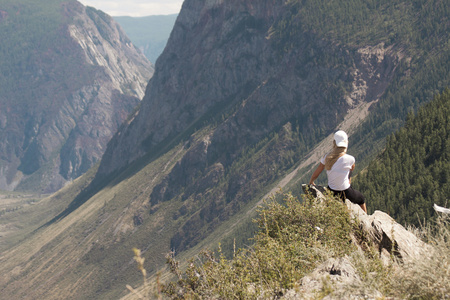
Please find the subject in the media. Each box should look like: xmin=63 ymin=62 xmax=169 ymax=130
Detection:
xmin=0 ymin=0 xmax=448 ymax=299
xmin=0 ymin=192 xmax=45 ymax=249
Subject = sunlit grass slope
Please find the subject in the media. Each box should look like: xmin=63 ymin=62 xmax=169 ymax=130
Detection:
xmin=0 ymin=140 xmax=189 ymax=299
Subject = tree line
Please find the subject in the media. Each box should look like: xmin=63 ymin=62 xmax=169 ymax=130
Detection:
xmin=354 ymin=89 xmax=450 ymax=226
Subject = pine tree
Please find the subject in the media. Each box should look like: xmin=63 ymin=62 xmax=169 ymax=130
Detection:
xmin=355 ymin=89 xmax=450 ymax=226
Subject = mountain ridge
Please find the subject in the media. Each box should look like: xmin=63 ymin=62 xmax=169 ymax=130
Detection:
xmin=96 ymin=1 xmax=403 ymax=179
xmin=0 ymin=0 xmax=153 ymax=193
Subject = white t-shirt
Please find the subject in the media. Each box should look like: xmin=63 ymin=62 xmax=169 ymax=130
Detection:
xmin=320 ymin=153 xmax=355 ymax=191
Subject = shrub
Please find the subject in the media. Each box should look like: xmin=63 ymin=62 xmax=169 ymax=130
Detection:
xmin=161 ymin=192 xmax=356 ymax=299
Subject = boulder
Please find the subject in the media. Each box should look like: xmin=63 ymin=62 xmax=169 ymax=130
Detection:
xmin=302 ymin=184 xmax=428 ymax=264
xmin=347 ymin=201 xmax=428 ymax=264
xmin=301 ymin=184 xmax=328 ymax=201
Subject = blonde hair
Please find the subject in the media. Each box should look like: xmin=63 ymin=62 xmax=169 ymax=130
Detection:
xmin=325 ymin=141 xmax=347 ymax=170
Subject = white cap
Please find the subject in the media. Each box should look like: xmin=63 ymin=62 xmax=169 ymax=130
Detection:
xmin=334 ymin=130 xmax=348 ymax=147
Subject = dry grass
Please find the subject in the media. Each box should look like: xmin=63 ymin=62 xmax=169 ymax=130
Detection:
xmin=130 ymin=192 xmax=356 ymax=299
xmin=0 ymin=143 xmax=188 ymax=300
xmin=128 ymin=196 xmax=449 ymax=300
xmin=389 ymin=217 xmax=450 ymax=299
xmin=335 ymin=216 xmax=450 ymax=299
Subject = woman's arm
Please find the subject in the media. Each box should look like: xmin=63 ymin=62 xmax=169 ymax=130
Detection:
xmin=349 ymin=163 xmax=355 ymax=184
xmin=309 ymin=163 xmax=325 ymax=185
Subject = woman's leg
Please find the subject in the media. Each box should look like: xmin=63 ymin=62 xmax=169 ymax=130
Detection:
xmin=344 ymin=187 xmax=367 ymax=213
xmin=357 ymin=202 xmax=367 ymax=213
xmin=328 ymin=186 xmax=346 ymax=202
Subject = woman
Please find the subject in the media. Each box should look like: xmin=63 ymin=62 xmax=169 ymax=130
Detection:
xmin=309 ymin=130 xmax=367 ymax=213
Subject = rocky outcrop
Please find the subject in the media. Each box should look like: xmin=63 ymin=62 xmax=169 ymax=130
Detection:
xmin=0 ymin=1 xmax=153 ymax=192
xmin=348 ymin=200 xmax=428 ymax=264
xmin=303 ymin=184 xmax=427 ymax=264
xmin=293 ymin=184 xmax=430 ymax=299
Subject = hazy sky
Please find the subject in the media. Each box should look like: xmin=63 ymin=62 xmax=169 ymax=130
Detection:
xmin=78 ymin=0 xmax=183 ymax=16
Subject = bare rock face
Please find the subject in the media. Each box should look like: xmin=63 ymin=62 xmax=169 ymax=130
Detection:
xmin=97 ymin=0 xmax=400 ymax=188
xmin=347 ymin=201 xmax=428 ymax=264
xmin=0 ymin=1 xmax=153 ymax=192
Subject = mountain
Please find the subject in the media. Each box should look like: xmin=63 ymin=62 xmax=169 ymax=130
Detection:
xmin=0 ymin=0 xmax=153 ymax=193
xmin=114 ymin=14 xmax=178 ymax=64
xmin=95 ymin=0 xmax=449 ymax=249
xmin=0 ymin=0 xmax=448 ymax=299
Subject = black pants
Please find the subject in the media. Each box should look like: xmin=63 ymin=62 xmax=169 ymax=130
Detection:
xmin=328 ymin=186 xmax=365 ymax=205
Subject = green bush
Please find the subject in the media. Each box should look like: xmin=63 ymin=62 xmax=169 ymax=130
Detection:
xmin=161 ymin=192 xmax=356 ymax=299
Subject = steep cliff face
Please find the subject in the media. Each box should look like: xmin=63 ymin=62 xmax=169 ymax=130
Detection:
xmin=93 ymin=0 xmax=403 ymax=253
xmin=97 ymin=0 xmax=399 ymax=178
xmin=97 ymin=0 xmax=399 ymax=196
xmin=0 ymin=0 xmax=153 ymax=192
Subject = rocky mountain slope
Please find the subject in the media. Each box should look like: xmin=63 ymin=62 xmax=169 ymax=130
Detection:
xmin=0 ymin=0 xmax=448 ymax=299
xmin=0 ymin=0 xmax=153 ymax=193
xmin=94 ymin=0 xmax=448 ymax=252
xmin=96 ymin=0 xmax=400 ymax=178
